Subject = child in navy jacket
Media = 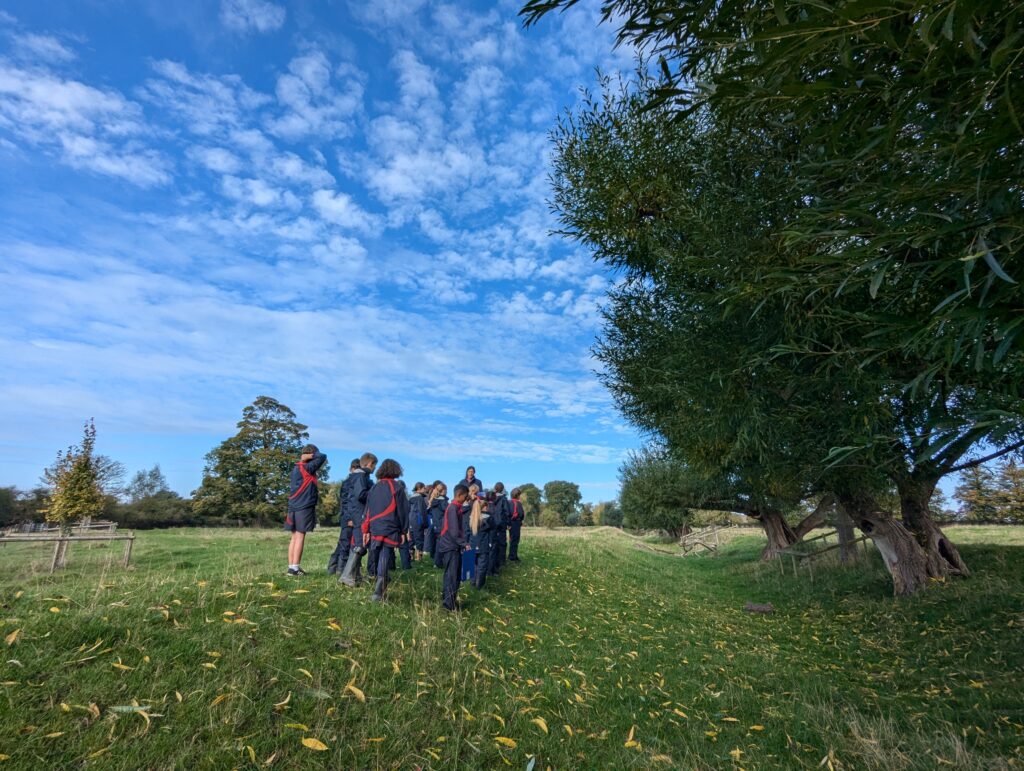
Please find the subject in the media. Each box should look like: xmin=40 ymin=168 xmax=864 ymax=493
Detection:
xmin=438 ymin=484 xmax=470 ymax=611
xmin=285 ymin=444 xmax=327 ymax=576
xmin=361 ymin=459 xmax=410 ymax=602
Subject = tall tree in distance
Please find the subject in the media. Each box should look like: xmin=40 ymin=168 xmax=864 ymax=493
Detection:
xmin=126 ymin=465 xmax=170 ymax=503
xmin=543 ymin=481 xmax=582 ymax=525
xmin=43 ymin=420 xmax=105 ymax=567
xmin=192 ymin=396 xmax=327 ymax=526
xmin=954 ymin=466 xmax=1001 ymax=523
xmin=518 ymin=483 xmax=542 ymax=526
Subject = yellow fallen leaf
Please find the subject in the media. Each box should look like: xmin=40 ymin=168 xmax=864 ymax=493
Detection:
xmin=328 ymin=622 xmax=342 ymax=632
xmin=495 ymin=737 xmax=517 ymax=749
xmin=721 ymin=717 xmax=739 ymax=722
xmin=626 ymin=725 xmax=636 ymax=744
xmin=298 ymin=668 xmax=313 ymax=680
xmin=625 ymin=741 xmax=640 ymax=749
xmin=346 ymin=684 xmax=366 ymax=703
xmin=729 ymin=747 xmax=744 ymax=760
xmin=44 ymin=732 xmax=63 ymax=738
xmin=673 ymin=709 xmax=688 ymax=719
xmin=392 ymin=659 xmax=400 ymax=674
xmin=201 ymin=662 xmax=217 ymax=670
xmin=210 ymin=694 xmax=229 ymax=707
xmin=222 ymin=611 xmax=236 ymax=617
xmin=49 ymin=607 xmax=60 ymax=614
xmin=175 ymin=691 xmax=183 ymax=702
xmin=246 ymin=745 xmax=256 ymax=763
xmin=284 ymin=723 xmax=309 ymax=731
xmin=112 ymin=662 xmax=133 ymax=671
xmin=4 ymin=629 xmax=20 ymax=646
xmin=750 ymin=725 xmax=764 ymax=731
xmin=60 ymin=703 xmax=71 ymax=713
xmin=0 ymin=754 xmax=9 ymax=761
xmin=14 ymin=591 xmax=23 ymax=600
xmin=301 ymin=737 xmax=328 ymax=751
xmin=563 ymin=725 xmax=573 ymax=736
xmin=652 ymin=756 xmax=673 ymax=764
xmin=274 ymin=692 xmax=291 ymax=708
xmin=531 ymin=717 xmax=548 ymax=734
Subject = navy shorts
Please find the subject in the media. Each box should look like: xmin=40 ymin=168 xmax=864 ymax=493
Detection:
xmin=285 ymin=507 xmax=316 ymax=533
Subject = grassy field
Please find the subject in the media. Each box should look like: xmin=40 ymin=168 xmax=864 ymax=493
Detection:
xmin=0 ymin=525 xmax=1021 ymax=769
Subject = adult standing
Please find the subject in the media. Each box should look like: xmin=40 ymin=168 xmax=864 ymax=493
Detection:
xmin=339 ymin=452 xmax=377 ymax=587
xmin=458 ymin=465 xmax=482 ymax=492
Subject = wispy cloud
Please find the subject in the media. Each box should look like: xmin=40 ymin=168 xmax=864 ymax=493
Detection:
xmin=220 ymin=0 xmax=286 ymax=34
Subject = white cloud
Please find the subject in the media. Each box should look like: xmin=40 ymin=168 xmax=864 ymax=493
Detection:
xmin=266 ymin=52 xmax=364 ymax=140
xmin=59 ymin=134 xmax=170 ymax=186
xmin=189 ymin=146 xmax=242 ymax=174
xmin=11 ymin=33 xmax=77 ymax=64
xmin=312 ymin=189 xmax=382 ymax=234
xmin=220 ymin=0 xmax=286 ymax=34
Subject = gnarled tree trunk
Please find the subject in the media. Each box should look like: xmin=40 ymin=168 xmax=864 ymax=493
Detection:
xmin=755 ymin=508 xmax=798 ymax=560
xmin=897 ymin=477 xmax=970 ymax=578
xmin=838 ymin=492 xmax=932 ymax=596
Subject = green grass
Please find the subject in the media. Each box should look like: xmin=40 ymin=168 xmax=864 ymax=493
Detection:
xmin=0 ymin=525 xmax=1022 ymax=769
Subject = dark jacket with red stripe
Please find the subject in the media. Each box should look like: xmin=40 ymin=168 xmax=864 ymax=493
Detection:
xmin=508 ymin=499 xmax=524 ymax=523
xmin=490 ymin=494 xmax=510 ymax=529
xmin=288 ymin=452 xmax=327 ymax=512
xmin=361 ymin=478 xmax=410 ymax=546
xmin=409 ymin=492 xmax=428 ymax=532
xmin=427 ymin=495 xmax=448 ymax=533
xmin=437 ymin=500 xmax=468 ymax=552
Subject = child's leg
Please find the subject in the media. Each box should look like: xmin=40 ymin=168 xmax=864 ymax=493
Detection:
xmin=290 ymin=532 xmax=306 ymax=565
xmin=442 ymin=551 xmax=460 ymax=610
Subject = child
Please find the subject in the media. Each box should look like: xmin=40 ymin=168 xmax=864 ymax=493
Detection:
xmin=285 ymin=444 xmax=327 ymax=576
xmin=489 ymin=482 xmax=510 ymax=576
xmin=508 ymin=487 xmax=524 ymax=562
xmin=327 ymin=458 xmax=360 ymax=575
xmin=404 ymin=482 xmax=427 ymax=567
xmin=460 ymin=484 xmax=480 ymax=582
xmin=437 ymin=484 xmax=470 ymax=611
xmin=361 ymin=459 xmax=410 ymax=603
xmin=339 ymin=452 xmax=377 ymax=587
xmin=470 ymin=491 xmax=494 ymax=590
xmin=428 ymin=481 xmax=448 ymax=567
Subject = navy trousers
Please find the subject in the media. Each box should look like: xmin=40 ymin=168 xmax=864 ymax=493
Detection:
xmin=509 ymin=522 xmax=522 ymax=560
xmin=440 ymin=550 xmax=461 ymax=610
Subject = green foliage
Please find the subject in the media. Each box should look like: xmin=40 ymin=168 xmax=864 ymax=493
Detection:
xmin=542 ymin=481 xmax=581 ymax=525
xmin=42 ymin=420 xmax=105 ymax=531
xmin=126 ymin=465 xmax=170 ymax=503
xmin=593 ymin=500 xmax=623 ymax=527
xmin=619 ymin=447 xmax=698 ymax=538
xmin=518 ymin=483 xmax=542 ymax=526
xmin=114 ymin=491 xmax=194 ymax=529
xmin=192 ymin=396 xmax=327 ymax=526
xmin=539 ymin=504 xmax=562 ymax=529
xmin=954 ymin=461 xmax=1024 ymax=523
xmin=578 ymin=502 xmax=594 ymax=527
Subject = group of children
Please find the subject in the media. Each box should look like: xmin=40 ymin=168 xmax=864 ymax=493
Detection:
xmin=286 ymin=447 xmax=524 ymax=611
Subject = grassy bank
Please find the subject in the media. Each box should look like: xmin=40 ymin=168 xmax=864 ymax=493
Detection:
xmin=0 ymin=525 xmax=1021 ymax=769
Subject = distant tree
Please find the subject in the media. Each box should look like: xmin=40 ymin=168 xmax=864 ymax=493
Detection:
xmin=192 ymin=396 xmax=327 ymax=526
xmin=543 ymin=481 xmax=581 ymax=525
xmin=43 ymin=420 xmax=105 ymax=567
xmin=994 ymin=460 xmax=1024 ymax=524
xmin=593 ymin=500 xmax=623 ymax=528
xmin=0 ymin=487 xmax=15 ymax=527
xmin=126 ymin=465 xmax=170 ymax=503
xmin=540 ymin=504 xmax=562 ymax=529
xmin=116 ymin=490 xmax=193 ymax=529
xmin=928 ymin=488 xmax=955 ymax=524
xmin=92 ymin=455 xmax=127 ymax=499
xmin=619 ymin=449 xmax=695 ymax=539
xmin=318 ymin=482 xmax=342 ymax=527
xmin=518 ymin=483 xmax=542 ymax=526
xmin=578 ymin=502 xmax=594 ymax=527
xmin=954 ymin=466 xmax=1001 ymax=523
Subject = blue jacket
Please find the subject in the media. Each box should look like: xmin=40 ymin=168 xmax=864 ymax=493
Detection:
xmin=409 ymin=492 xmax=428 ymax=532
xmin=362 ymin=478 xmax=409 ymax=546
xmin=509 ymin=498 xmax=524 ymax=523
xmin=342 ymin=468 xmax=372 ymax=529
xmin=428 ymin=496 xmax=448 ymax=533
xmin=437 ymin=500 xmax=467 ymax=552
xmin=288 ymin=452 xmax=327 ymax=512
xmin=459 ymin=476 xmax=483 ymax=493
xmin=490 ymin=494 xmax=510 ymax=528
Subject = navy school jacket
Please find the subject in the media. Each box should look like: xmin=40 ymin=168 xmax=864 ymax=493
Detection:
xmin=288 ymin=452 xmax=327 ymax=512
xmin=470 ymin=503 xmax=494 ymax=550
xmin=409 ymin=492 xmax=428 ymax=532
xmin=459 ymin=477 xmax=483 ymax=493
xmin=428 ymin=495 xmax=448 ymax=533
xmin=437 ymin=500 xmax=468 ymax=552
xmin=362 ymin=478 xmax=410 ymax=546
xmin=342 ymin=468 xmax=372 ymax=529
xmin=509 ymin=499 xmax=524 ymax=523
xmin=490 ymin=494 xmax=510 ymax=528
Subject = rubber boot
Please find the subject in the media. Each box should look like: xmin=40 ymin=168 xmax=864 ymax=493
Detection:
xmin=338 ymin=550 xmax=362 ymax=587
xmin=370 ymin=576 xmax=387 ymax=603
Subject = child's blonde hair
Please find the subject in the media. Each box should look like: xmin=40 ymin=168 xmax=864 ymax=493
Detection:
xmin=428 ymin=481 xmax=447 ymax=505
xmin=470 ymin=497 xmax=483 ymax=535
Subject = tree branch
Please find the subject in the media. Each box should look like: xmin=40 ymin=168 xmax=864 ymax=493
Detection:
xmin=948 ymin=439 xmax=1024 ymax=474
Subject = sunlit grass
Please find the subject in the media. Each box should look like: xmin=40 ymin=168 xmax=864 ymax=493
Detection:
xmin=0 ymin=525 xmax=1021 ymax=769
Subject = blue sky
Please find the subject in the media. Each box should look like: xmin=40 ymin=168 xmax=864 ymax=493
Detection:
xmin=0 ymin=0 xmax=642 ymax=503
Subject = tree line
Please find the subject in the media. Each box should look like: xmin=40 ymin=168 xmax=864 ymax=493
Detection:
xmin=2 ymin=398 xmax=621 ymax=531
xmin=522 ymin=0 xmax=1024 ymax=594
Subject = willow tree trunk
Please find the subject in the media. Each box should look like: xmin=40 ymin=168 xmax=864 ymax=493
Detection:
xmin=835 ymin=507 xmax=856 ymax=565
xmin=839 ymin=493 xmax=932 ymax=596
xmin=897 ymin=478 xmax=970 ymax=578
xmin=757 ymin=509 xmax=798 ymax=560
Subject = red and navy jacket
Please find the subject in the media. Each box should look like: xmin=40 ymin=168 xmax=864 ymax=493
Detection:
xmin=437 ymin=499 xmax=468 ymax=552
xmin=361 ymin=478 xmax=410 ymax=546
xmin=509 ymin=499 xmax=524 ymax=523
xmin=288 ymin=453 xmax=327 ymax=512
xmin=427 ymin=495 xmax=448 ymax=533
